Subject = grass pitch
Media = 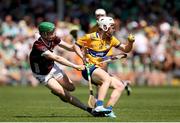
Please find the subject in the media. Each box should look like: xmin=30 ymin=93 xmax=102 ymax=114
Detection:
xmin=0 ymin=85 xmax=180 ymax=122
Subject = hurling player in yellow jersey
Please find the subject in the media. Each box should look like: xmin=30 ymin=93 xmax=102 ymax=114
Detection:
xmin=76 ymin=16 xmax=135 ymax=118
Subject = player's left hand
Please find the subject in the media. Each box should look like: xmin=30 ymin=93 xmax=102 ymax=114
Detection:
xmin=128 ymin=34 xmax=135 ymax=43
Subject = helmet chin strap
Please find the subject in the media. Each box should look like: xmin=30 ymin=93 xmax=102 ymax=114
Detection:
xmin=40 ymin=32 xmax=48 ymax=39
xmin=41 ymin=37 xmax=51 ymax=48
xmin=103 ymin=28 xmax=111 ymax=37
xmin=99 ymin=31 xmax=110 ymax=40
xmin=105 ymin=33 xmax=112 ymax=38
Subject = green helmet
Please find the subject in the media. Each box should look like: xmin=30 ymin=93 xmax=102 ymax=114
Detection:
xmin=38 ymin=22 xmax=55 ymax=33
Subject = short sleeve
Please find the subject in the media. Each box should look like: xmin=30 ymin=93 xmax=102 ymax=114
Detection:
xmin=111 ymin=36 xmax=121 ymax=48
xmin=76 ymin=34 xmax=90 ymax=48
xmin=54 ymin=36 xmax=61 ymax=45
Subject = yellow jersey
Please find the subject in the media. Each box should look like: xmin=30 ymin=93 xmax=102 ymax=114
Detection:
xmin=76 ymin=32 xmax=121 ymax=66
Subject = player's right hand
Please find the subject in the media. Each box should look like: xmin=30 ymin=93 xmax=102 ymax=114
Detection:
xmin=75 ymin=65 xmax=85 ymax=71
xmin=128 ymin=34 xmax=135 ymax=42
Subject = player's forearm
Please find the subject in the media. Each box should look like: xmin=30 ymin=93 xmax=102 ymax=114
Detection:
xmin=55 ymin=56 xmax=78 ymax=69
xmin=123 ymin=42 xmax=133 ymax=53
xmin=58 ymin=40 xmax=74 ymax=52
xmin=118 ymin=42 xmax=133 ymax=53
xmin=118 ymin=34 xmax=135 ymax=53
xmin=42 ymin=51 xmax=79 ymax=69
xmin=73 ymin=44 xmax=85 ymax=62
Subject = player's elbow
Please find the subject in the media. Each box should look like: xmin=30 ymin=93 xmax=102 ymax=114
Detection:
xmin=123 ymin=48 xmax=131 ymax=53
xmin=69 ymin=45 xmax=75 ymax=51
xmin=72 ymin=44 xmax=80 ymax=52
xmin=119 ymin=44 xmax=132 ymax=53
xmin=124 ymin=45 xmax=133 ymax=53
xmin=69 ymin=85 xmax=75 ymax=91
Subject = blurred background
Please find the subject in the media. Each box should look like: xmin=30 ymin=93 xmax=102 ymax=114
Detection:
xmin=0 ymin=0 xmax=180 ymax=87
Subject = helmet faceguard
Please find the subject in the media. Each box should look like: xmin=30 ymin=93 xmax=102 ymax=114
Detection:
xmin=97 ymin=16 xmax=115 ymax=32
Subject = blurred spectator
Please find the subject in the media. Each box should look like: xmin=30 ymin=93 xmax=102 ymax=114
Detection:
xmin=88 ymin=8 xmax=106 ymax=33
xmin=2 ymin=15 xmax=19 ymax=38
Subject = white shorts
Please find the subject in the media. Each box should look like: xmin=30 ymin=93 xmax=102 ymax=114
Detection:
xmin=33 ymin=63 xmax=64 ymax=85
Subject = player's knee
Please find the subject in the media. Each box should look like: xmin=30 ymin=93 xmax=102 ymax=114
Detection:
xmin=68 ymin=84 xmax=75 ymax=92
xmin=59 ymin=90 xmax=73 ymax=103
xmin=115 ymin=82 xmax=124 ymax=92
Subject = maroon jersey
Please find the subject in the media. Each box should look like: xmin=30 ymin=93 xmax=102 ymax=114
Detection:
xmin=29 ymin=37 xmax=61 ymax=75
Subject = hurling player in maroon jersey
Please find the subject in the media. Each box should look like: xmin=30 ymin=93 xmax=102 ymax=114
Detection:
xmin=29 ymin=22 xmax=100 ymax=116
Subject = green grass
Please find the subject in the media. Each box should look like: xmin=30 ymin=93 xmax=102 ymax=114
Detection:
xmin=0 ymin=85 xmax=180 ymax=122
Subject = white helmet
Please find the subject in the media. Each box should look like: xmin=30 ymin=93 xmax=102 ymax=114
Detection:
xmin=97 ymin=16 xmax=114 ymax=31
xmin=95 ymin=8 xmax=106 ymax=16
